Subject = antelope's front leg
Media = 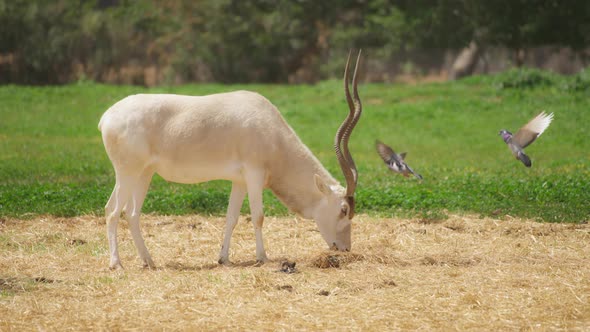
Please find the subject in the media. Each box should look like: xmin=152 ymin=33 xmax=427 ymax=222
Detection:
xmin=245 ymin=169 xmax=268 ymax=263
xmin=219 ymin=182 xmax=247 ymax=265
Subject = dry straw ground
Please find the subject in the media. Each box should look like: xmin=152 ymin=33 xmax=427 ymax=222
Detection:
xmin=1 ymin=214 xmax=589 ymax=330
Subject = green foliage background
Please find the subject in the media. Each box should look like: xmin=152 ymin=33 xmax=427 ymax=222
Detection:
xmin=1 ymin=0 xmax=588 ymax=84
xmin=1 ymin=70 xmax=588 ymax=222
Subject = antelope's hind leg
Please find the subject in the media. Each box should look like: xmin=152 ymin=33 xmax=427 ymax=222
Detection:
xmin=126 ymin=170 xmax=155 ymax=268
xmin=105 ymin=171 xmax=154 ymax=270
xmin=105 ymin=176 xmax=132 ymax=270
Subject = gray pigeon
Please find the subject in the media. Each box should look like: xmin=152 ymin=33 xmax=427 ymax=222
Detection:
xmin=499 ymin=111 xmax=554 ymax=167
xmin=376 ymin=140 xmax=423 ymax=179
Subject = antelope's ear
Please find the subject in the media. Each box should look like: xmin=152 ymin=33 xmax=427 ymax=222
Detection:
xmin=400 ymin=152 xmax=407 ymax=160
xmin=314 ymin=174 xmax=332 ymax=196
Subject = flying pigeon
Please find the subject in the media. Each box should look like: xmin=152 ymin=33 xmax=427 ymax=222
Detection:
xmin=375 ymin=140 xmax=423 ymax=179
xmin=499 ymin=111 xmax=554 ymax=167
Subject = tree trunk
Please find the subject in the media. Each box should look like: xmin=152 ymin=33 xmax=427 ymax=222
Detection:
xmin=449 ymin=41 xmax=481 ymax=80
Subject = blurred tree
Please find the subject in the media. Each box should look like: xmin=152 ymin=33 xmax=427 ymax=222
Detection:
xmin=0 ymin=0 xmax=168 ymax=84
xmin=185 ymin=0 xmax=344 ymax=82
xmin=0 ymin=0 xmax=588 ymax=84
xmin=0 ymin=0 xmax=87 ymax=83
xmin=360 ymin=0 xmax=590 ymax=77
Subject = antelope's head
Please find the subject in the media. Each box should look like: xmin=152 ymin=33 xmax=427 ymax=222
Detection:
xmin=314 ymin=50 xmax=363 ymax=252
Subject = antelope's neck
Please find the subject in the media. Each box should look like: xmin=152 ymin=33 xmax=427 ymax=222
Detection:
xmin=266 ymin=143 xmax=340 ymax=219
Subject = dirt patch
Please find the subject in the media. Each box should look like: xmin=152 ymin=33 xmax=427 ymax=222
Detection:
xmin=0 ymin=214 xmax=589 ymax=330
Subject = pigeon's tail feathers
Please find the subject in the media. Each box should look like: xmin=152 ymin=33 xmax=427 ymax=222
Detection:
xmin=406 ymin=165 xmax=423 ymax=180
xmin=517 ymin=151 xmax=532 ymax=167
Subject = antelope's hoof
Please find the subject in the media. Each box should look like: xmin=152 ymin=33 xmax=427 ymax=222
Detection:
xmin=141 ymin=256 xmax=156 ymax=269
xmin=142 ymin=262 xmax=156 ymax=270
xmin=255 ymin=256 xmax=268 ymax=266
xmin=109 ymin=262 xmax=124 ymax=271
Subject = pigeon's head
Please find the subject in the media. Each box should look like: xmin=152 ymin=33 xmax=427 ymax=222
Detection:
xmin=499 ymin=130 xmax=512 ymax=143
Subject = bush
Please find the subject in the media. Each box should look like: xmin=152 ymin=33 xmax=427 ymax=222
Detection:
xmin=562 ymin=67 xmax=590 ymax=92
xmin=493 ymin=68 xmax=561 ymax=89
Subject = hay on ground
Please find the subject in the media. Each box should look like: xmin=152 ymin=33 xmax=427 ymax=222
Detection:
xmin=0 ymin=214 xmax=589 ymax=330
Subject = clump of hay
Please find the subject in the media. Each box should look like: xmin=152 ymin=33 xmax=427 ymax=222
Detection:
xmin=311 ymin=252 xmax=364 ymax=268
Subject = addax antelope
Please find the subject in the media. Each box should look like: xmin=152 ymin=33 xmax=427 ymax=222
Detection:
xmin=98 ymin=51 xmax=364 ymax=269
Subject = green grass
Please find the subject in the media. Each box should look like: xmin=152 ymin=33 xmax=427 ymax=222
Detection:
xmin=1 ymin=70 xmax=589 ymax=222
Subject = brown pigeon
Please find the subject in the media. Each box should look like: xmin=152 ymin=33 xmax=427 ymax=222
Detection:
xmin=376 ymin=140 xmax=422 ymax=179
xmin=499 ymin=111 xmax=554 ymax=167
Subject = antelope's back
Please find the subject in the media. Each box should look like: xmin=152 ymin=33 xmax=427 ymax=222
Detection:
xmin=99 ymin=91 xmax=296 ymax=182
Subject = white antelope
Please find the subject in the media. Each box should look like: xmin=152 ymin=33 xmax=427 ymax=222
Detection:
xmin=98 ymin=51 xmax=363 ymax=269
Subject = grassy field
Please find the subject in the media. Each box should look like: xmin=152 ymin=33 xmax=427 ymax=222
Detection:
xmin=1 ymin=214 xmax=589 ymax=330
xmin=0 ymin=69 xmax=589 ymax=222
xmin=1 ymin=70 xmax=589 ymax=330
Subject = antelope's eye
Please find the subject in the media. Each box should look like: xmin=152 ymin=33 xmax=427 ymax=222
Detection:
xmin=340 ymin=206 xmax=348 ymax=216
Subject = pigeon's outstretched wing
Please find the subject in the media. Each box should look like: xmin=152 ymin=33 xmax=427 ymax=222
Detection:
xmin=375 ymin=140 xmax=396 ymax=164
xmin=513 ymin=112 xmax=553 ymax=148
